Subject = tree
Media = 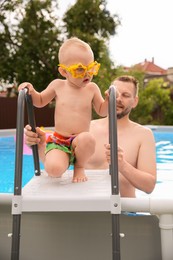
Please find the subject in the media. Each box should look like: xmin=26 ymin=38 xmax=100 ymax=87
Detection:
xmin=131 ymin=78 xmax=173 ymax=125
xmin=63 ymin=0 xmax=119 ymax=41
xmin=14 ymin=0 xmax=63 ymax=90
xmin=0 ymin=0 xmax=23 ymax=82
xmin=0 ymin=0 xmax=62 ymax=90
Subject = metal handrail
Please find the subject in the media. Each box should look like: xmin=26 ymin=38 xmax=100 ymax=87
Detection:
xmin=109 ymin=86 xmax=121 ymax=260
xmin=11 ymin=88 xmax=40 ymax=260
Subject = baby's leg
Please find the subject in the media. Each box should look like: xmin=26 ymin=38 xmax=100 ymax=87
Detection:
xmin=72 ymin=132 xmax=96 ymax=182
xmin=44 ymin=149 xmax=69 ymax=177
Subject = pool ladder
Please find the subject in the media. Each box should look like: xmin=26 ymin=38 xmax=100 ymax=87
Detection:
xmin=10 ymin=87 xmax=121 ymax=260
xmin=11 ymin=88 xmax=40 ymax=260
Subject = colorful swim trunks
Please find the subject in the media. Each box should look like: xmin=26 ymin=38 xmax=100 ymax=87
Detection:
xmin=45 ymin=132 xmax=76 ymax=165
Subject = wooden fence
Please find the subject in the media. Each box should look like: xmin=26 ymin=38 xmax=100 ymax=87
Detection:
xmin=0 ymin=97 xmax=54 ymax=129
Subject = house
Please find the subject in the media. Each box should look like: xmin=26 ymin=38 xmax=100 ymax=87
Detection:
xmin=127 ymin=58 xmax=173 ymax=87
xmin=134 ymin=57 xmax=166 ymax=75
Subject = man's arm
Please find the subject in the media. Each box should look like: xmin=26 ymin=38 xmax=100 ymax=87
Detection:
xmin=105 ymin=129 xmax=157 ymax=194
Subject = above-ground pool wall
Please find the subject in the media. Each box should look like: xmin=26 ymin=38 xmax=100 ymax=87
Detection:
xmin=0 ymin=206 xmax=161 ymax=260
xmin=146 ymin=125 xmax=173 ymax=132
xmin=0 ymin=205 xmax=12 ymax=260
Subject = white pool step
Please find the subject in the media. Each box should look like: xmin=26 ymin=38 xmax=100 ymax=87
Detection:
xmin=18 ymin=169 xmax=173 ymax=214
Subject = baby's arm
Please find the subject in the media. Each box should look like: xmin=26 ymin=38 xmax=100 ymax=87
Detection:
xmin=92 ymin=84 xmax=109 ymax=117
xmin=18 ymin=81 xmax=56 ymax=107
xmin=18 ymin=82 xmax=43 ymax=107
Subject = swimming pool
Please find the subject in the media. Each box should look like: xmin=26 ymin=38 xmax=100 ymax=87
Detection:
xmin=154 ymin=131 xmax=173 ymax=164
xmin=0 ymin=135 xmax=44 ymax=193
xmin=0 ymin=129 xmax=173 ymax=193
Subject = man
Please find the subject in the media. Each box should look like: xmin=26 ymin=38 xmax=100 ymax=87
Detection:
xmin=24 ymin=75 xmax=157 ymax=197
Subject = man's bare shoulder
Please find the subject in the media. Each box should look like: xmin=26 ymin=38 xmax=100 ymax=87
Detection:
xmin=90 ymin=117 xmax=107 ymax=128
xmin=130 ymin=121 xmax=154 ymax=138
xmin=130 ymin=121 xmax=152 ymax=131
xmin=90 ymin=117 xmax=108 ymax=134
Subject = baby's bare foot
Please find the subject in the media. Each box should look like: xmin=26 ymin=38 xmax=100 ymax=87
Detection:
xmin=73 ymin=167 xmax=88 ymax=183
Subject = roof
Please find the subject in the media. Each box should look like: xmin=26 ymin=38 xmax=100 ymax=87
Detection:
xmin=133 ymin=58 xmax=167 ymax=75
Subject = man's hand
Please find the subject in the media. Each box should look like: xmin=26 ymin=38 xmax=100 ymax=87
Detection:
xmin=24 ymin=125 xmax=46 ymax=146
xmin=105 ymin=143 xmax=125 ymax=171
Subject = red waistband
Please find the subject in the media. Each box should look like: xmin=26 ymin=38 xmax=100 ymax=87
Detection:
xmin=53 ymin=132 xmax=74 ymax=140
xmin=46 ymin=132 xmax=76 ymax=146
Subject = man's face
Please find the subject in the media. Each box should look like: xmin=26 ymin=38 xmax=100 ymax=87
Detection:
xmin=114 ymin=80 xmax=138 ymax=119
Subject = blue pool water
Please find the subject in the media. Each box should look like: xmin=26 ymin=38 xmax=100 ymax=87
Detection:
xmin=0 ymin=132 xmax=173 ymax=193
xmin=0 ymin=136 xmax=44 ymax=193
xmin=154 ymin=132 xmax=173 ymax=163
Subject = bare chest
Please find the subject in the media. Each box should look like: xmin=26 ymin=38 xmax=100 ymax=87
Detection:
xmin=56 ymin=88 xmax=93 ymax=112
xmin=118 ymin=134 xmax=140 ymax=166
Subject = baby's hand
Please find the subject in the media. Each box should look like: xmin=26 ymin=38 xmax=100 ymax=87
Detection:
xmin=104 ymin=85 xmax=119 ymax=101
xmin=18 ymin=82 xmax=34 ymax=94
xmin=109 ymin=85 xmax=119 ymax=98
xmin=104 ymin=89 xmax=109 ymax=101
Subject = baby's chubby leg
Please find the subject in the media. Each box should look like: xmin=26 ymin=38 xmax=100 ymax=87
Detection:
xmin=44 ymin=149 xmax=69 ymax=177
xmin=72 ymin=132 xmax=96 ymax=183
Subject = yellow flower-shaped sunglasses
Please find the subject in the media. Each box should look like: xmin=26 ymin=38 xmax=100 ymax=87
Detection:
xmin=58 ymin=61 xmax=100 ymax=78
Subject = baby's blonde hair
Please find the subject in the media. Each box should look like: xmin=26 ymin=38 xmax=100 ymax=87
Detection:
xmin=58 ymin=37 xmax=93 ymax=64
